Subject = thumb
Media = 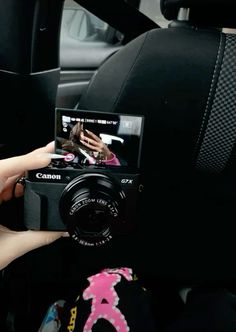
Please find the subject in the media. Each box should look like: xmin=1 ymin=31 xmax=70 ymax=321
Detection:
xmin=20 ymin=230 xmax=69 ymax=250
xmin=0 ymin=228 xmax=69 ymax=270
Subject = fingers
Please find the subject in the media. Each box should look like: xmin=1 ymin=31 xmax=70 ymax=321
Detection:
xmin=0 ymin=150 xmax=50 ymax=180
xmin=0 ymin=174 xmax=24 ymax=201
xmin=80 ymin=132 xmax=102 ymax=152
xmin=27 ymin=141 xmax=55 ymax=156
xmin=84 ymin=129 xmax=100 ymax=142
xmin=80 ymin=139 xmax=100 ymax=151
xmin=20 ymin=230 xmax=69 ymax=249
xmin=0 ymin=142 xmax=55 ymax=192
xmin=0 ymin=228 xmax=69 ymax=270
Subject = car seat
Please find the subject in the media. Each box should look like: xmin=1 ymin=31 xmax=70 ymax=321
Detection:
xmin=78 ymin=0 xmax=236 ymax=284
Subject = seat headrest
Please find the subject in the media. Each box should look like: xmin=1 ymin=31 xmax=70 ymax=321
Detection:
xmin=160 ymin=0 xmax=236 ymax=28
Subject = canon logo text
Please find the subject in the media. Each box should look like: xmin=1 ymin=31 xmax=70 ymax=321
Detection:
xmin=36 ymin=173 xmax=61 ymax=180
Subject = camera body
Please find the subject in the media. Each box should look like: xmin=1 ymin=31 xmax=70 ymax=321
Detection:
xmin=24 ymin=165 xmax=141 ymax=246
xmin=24 ymin=108 xmax=144 ymax=247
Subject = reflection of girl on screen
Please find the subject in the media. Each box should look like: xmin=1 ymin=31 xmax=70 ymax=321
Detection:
xmin=58 ymin=122 xmax=120 ymax=166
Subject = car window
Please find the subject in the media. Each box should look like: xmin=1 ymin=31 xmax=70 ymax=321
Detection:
xmin=58 ymin=0 xmax=124 ymax=109
xmin=139 ymin=0 xmax=169 ymax=27
xmin=61 ymin=0 xmax=111 ymax=43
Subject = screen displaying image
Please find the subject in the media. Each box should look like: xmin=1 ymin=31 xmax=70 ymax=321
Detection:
xmin=55 ymin=108 xmax=144 ymax=168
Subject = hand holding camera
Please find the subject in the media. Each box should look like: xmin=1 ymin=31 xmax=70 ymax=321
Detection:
xmin=0 ymin=142 xmax=68 ymax=270
xmin=80 ymin=129 xmax=113 ymax=160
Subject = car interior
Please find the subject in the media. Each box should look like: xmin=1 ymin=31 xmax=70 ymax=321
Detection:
xmin=1 ymin=0 xmax=236 ymax=331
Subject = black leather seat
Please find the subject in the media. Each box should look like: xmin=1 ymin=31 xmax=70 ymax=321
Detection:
xmin=78 ymin=0 xmax=236 ymax=284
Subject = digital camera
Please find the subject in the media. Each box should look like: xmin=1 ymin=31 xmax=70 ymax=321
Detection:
xmin=24 ymin=108 xmax=144 ymax=247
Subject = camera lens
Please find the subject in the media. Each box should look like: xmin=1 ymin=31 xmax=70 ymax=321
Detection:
xmin=59 ymin=172 xmax=126 ymax=246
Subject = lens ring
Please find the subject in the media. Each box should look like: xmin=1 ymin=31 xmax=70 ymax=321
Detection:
xmin=59 ymin=171 xmax=125 ymax=246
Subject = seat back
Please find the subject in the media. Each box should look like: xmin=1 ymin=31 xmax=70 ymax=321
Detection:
xmin=79 ymin=0 xmax=236 ymax=283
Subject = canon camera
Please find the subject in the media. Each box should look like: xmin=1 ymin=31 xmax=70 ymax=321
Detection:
xmin=24 ymin=108 xmax=144 ymax=247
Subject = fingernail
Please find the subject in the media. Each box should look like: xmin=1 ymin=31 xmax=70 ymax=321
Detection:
xmin=48 ymin=153 xmax=65 ymax=159
xmin=46 ymin=141 xmax=55 ymax=148
xmin=62 ymin=232 xmax=70 ymax=237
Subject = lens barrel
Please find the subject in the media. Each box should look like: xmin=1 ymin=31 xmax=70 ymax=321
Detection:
xmin=59 ymin=172 xmax=125 ymax=246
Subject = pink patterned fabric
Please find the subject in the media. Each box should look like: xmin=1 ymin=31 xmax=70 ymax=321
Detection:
xmin=82 ymin=268 xmax=133 ymax=332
